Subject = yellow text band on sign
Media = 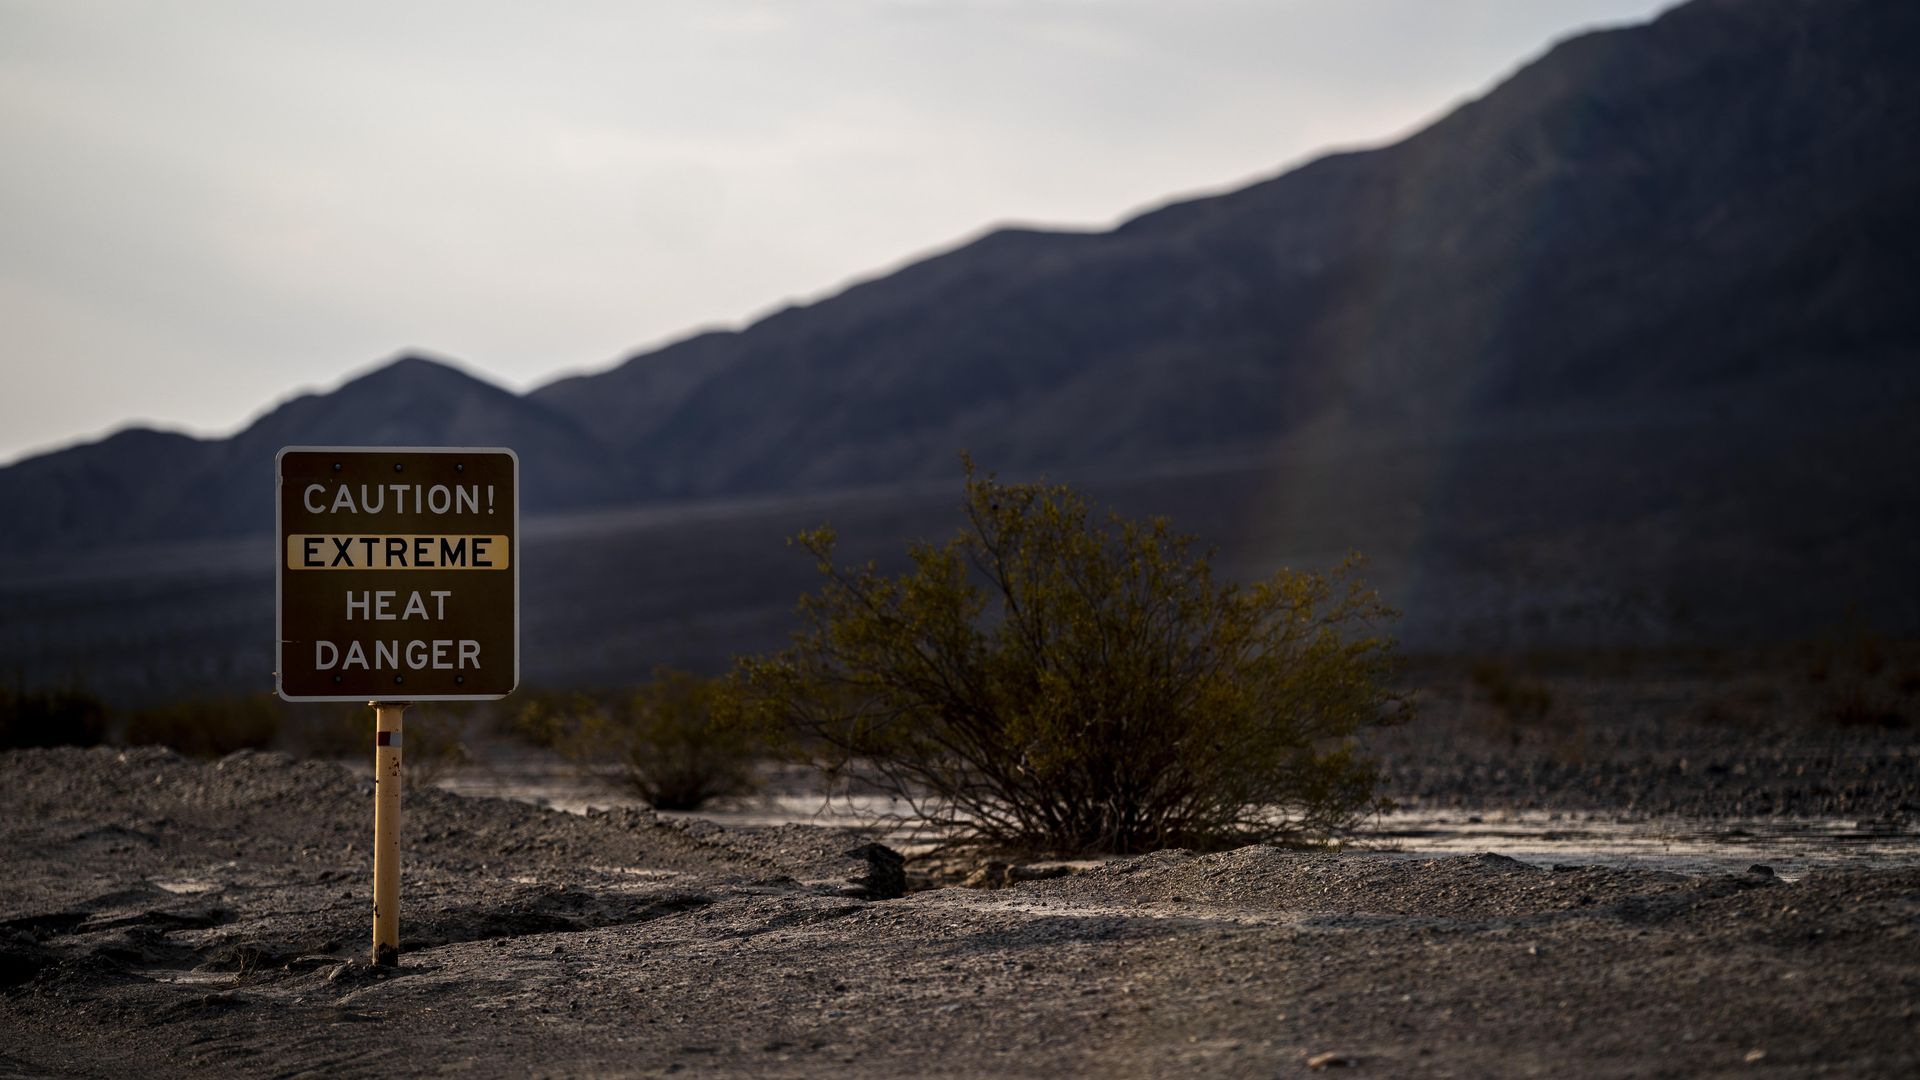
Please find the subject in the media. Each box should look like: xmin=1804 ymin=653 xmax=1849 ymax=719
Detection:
xmin=286 ymin=534 xmax=511 ymax=571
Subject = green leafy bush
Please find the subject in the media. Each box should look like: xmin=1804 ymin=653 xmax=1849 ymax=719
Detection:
xmin=552 ymin=670 xmax=758 ymax=811
xmin=732 ymin=460 xmax=1406 ymax=854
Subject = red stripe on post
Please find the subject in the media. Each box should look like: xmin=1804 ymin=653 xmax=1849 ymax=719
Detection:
xmin=376 ymin=731 xmax=393 ymax=746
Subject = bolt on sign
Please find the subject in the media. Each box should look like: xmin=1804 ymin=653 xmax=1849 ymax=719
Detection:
xmin=276 ymin=447 xmax=519 ymax=701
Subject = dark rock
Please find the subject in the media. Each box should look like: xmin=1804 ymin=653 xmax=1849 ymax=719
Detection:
xmin=1008 ymin=864 xmax=1074 ymax=883
xmin=0 ymin=930 xmax=54 ymax=988
xmin=844 ymin=843 xmax=907 ymax=900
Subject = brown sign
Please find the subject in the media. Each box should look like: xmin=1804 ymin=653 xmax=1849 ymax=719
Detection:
xmin=277 ymin=447 xmax=518 ymax=701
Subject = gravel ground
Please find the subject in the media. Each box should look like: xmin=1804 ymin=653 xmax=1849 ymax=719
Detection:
xmin=1370 ymin=668 xmax=1920 ymax=819
xmin=2 ymin=746 xmax=1918 ymax=1078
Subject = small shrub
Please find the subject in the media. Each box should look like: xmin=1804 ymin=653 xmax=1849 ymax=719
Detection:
xmin=124 ymin=694 xmax=279 ymax=757
xmin=279 ymin=704 xmax=369 ymax=759
xmin=1803 ymin=620 xmax=1909 ymax=730
xmin=0 ymin=684 xmax=109 ymax=749
xmin=1804 ymin=651 xmax=1831 ymax=685
xmin=1896 ymin=666 xmax=1920 ymax=697
xmin=556 ymin=670 xmax=758 ymax=811
xmin=280 ymin=703 xmax=470 ymax=783
xmin=1806 ymin=620 xmax=1890 ymax=685
xmin=731 ymin=460 xmax=1406 ymax=854
xmin=398 ymin=707 xmax=471 ymax=786
xmin=508 ymin=688 xmax=601 ymax=749
xmin=1826 ymin=686 xmax=1906 ymax=729
xmin=1468 ymin=659 xmax=1554 ymax=748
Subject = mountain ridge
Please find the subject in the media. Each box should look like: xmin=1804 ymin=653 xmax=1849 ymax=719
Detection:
xmin=2 ymin=0 xmax=1915 ymax=555
xmin=5 ymin=0 xmax=1920 ymax=698
xmin=0 ymin=353 xmax=622 ymax=552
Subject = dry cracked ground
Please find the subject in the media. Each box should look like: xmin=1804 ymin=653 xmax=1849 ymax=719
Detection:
xmin=2 ymin=747 xmax=1917 ymax=1078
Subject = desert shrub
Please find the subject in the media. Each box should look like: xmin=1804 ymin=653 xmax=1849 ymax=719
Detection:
xmin=0 ymin=684 xmax=109 ymax=749
xmin=554 ymin=670 xmax=758 ymax=811
xmin=1805 ymin=620 xmax=1891 ymax=686
xmin=280 ymin=703 xmax=471 ymax=783
xmin=731 ymin=460 xmax=1406 ymax=854
xmin=1468 ymin=659 xmax=1555 ymax=747
xmin=124 ymin=694 xmax=279 ymax=757
xmin=1897 ymin=665 xmax=1920 ymax=697
xmin=1689 ymin=684 xmax=1762 ymax=729
xmin=1803 ymin=621 xmax=1909 ymax=729
xmin=394 ymin=707 xmax=471 ymax=785
xmin=508 ymin=688 xmax=600 ymax=748
xmin=1826 ymin=685 xmax=1906 ymax=729
xmin=278 ymin=704 xmax=370 ymax=759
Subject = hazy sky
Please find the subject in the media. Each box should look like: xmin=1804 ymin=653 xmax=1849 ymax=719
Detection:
xmin=0 ymin=0 xmax=1671 ymax=464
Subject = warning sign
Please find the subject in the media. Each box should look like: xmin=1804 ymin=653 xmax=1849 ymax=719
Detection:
xmin=276 ymin=447 xmax=518 ymax=701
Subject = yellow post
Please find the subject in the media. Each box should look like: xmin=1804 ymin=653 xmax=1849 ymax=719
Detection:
xmin=371 ymin=701 xmax=408 ymax=966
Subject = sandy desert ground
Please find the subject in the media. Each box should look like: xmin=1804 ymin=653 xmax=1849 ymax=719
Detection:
xmin=2 ymin=744 xmax=1917 ymax=1079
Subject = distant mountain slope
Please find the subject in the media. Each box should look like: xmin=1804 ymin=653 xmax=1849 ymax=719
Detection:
xmin=0 ymin=357 xmax=613 ymax=552
xmin=523 ymin=0 xmax=1919 ymax=498
xmin=3 ymin=0 xmax=1916 ymax=555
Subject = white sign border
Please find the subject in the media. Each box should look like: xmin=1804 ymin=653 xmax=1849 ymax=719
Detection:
xmin=274 ymin=444 xmax=521 ymax=703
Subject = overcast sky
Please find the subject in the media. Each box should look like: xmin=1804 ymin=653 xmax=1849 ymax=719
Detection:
xmin=0 ymin=0 xmax=1671 ymax=464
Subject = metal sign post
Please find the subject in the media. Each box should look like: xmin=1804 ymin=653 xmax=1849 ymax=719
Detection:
xmin=276 ymin=446 xmax=519 ymax=966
